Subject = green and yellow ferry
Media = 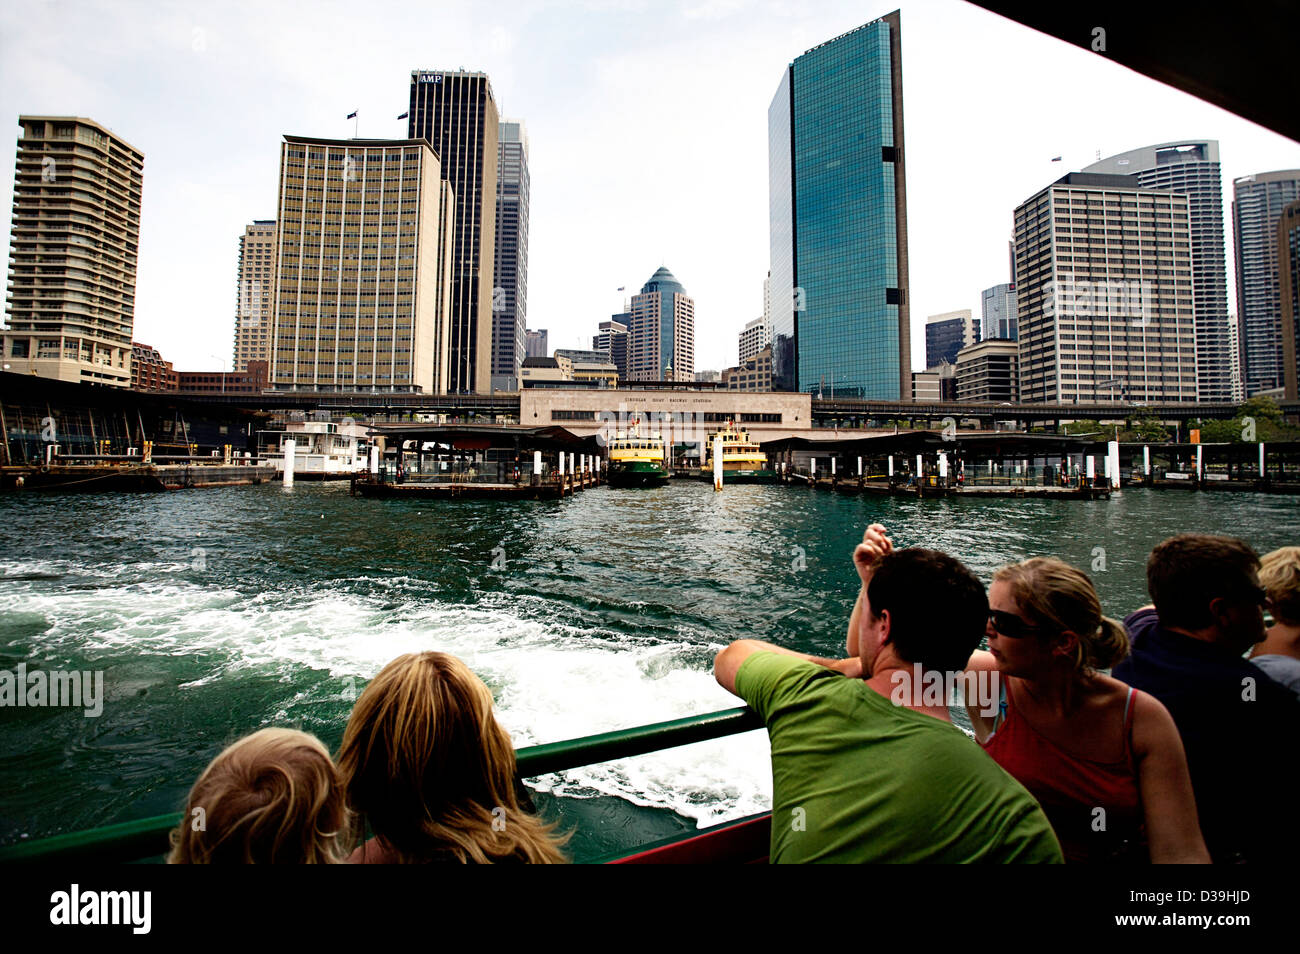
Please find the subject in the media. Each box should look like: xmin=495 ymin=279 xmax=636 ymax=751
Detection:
xmin=700 ymin=422 xmax=777 ymax=484
xmin=606 ymin=428 xmax=670 ymax=488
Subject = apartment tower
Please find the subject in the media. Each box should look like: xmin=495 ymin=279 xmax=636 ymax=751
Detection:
xmin=233 ymin=220 xmax=276 ymax=371
xmin=1085 ymin=142 xmax=1232 ymax=402
xmin=1232 ymin=170 xmax=1300 ymax=395
xmin=408 ymin=70 xmax=499 ymax=393
xmin=768 ymin=11 xmax=909 ymax=398
xmin=269 ymin=136 xmax=452 ymax=392
xmin=1014 ymin=172 xmax=1196 ymax=404
xmin=2 ymin=117 xmax=143 ymax=387
xmin=1279 ymin=199 xmax=1300 ymax=400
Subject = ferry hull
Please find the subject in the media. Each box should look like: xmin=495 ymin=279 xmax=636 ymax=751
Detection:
xmin=607 ymin=463 xmax=670 ymax=488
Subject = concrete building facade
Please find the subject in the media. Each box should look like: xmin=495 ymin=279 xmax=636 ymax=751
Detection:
xmin=723 ymin=346 xmax=773 ymax=391
xmin=739 ymin=316 xmax=771 ymax=364
xmin=3 ymin=117 xmax=144 ymax=388
xmin=409 ymin=70 xmax=500 ymax=393
xmin=955 ymin=339 xmax=1018 ymax=403
xmin=1014 ymin=172 xmax=1197 ymax=404
xmin=525 ymin=328 xmax=547 ymax=359
xmin=1233 ymin=170 xmax=1300 ymax=396
xmin=233 ymin=220 xmax=276 ymax=371
xmin=627 ymin=267 xmax=694 ymax=382
xmin=1085 ymin=142 xmax=1233 ymax=402
xmin=768 ymin=12 xmax=909 ymax=399
xmin=593 ymin=318 xmax=628 ymax=378
xmin=270 ymin=136 xmax=451 ymax=392
xmin=492 ymin=120 xmax=529 ymax=383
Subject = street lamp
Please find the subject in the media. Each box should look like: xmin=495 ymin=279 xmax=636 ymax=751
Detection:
xmin=210 ymin=355 xmax=227 ymax=394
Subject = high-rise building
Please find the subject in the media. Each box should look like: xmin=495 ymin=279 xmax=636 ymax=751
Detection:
xmin=1232 ymin=170 xmax=1300 ymax=396
xmin=1084 ymin=142 xmax=1233 ymax=402
xmin=593 ymin=318 xmax=628 ymax=378
xmin=269 ymin=136 xmax=452 ymax=392
xmin=3 ymin=117 xmax=143 ymax=387
xmin=627 ymin=267 xmax=694 ymax=382
xmin=980 ymin=283 xmax=1018 ymax=341
xmin=739 ymin=316 xmax=771 ymax=363
xmin=1014 ymin=172 xmax=1197 ymax=404
xmin=1226 ymin=314 xmax=1244 ymax=402
xmin=409 ymin=70 xmax=500 ymax=394
xmin=925 ymin=310 xmax=979 ymax=369
xmin=1279 ymin=199 xmax=1300 ymax=401
xmin=233 ymin=220 xmax=276 ymax=371
xmin=525 ymin=328 xmax=547 ymax=358
xmin=768 ymin=12 xmax=909 ymax=398
xmin=955 ymin=339 xmax=1018 ymax=403
xmin=492 ymin=119 xmax=529 ymax=384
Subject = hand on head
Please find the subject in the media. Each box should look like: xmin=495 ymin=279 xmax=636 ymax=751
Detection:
xmin=854 ymin=524 xmax=893 ymax=587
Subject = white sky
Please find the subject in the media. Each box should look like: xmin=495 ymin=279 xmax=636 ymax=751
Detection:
xmin=2 ymin=0 xmax=1297 ymax=375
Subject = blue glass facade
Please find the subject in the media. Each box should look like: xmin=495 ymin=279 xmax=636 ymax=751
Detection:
xmin=769 ymin=13 xmax=908 ymax=399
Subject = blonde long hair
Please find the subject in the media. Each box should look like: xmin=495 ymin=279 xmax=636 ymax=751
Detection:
xmin=168 ymin=728 xmax=346 ymax=864
xmin=336 ymin=652 xmax=567 ymax=864
xmin=994 ymin=557 xmax=1129 ymax=673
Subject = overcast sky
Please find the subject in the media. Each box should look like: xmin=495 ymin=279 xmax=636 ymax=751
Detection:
xmin=2 ymin=0 xmax=1297 ymax=375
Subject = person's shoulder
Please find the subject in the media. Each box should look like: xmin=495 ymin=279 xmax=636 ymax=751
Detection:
xmin=736 ymin=650 xmax=825 ymax=687
xmin=1122 ymin=606 xmax=1159 ymax=636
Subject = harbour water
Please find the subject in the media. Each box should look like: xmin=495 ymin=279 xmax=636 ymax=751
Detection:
xmin=1 ymin=482 xmax=1297 ymax=859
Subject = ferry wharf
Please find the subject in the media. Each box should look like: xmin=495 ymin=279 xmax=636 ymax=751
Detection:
xmin=763 ymin=433 xmax=1114 ymax=499
xmin=350 ymin=424 xmax=604 ymax=500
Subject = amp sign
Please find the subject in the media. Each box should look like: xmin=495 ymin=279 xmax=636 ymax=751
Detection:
xmin=417 ymin=72 xmax=443 ymax=83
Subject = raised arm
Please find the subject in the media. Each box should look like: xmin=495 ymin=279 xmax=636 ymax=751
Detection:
xmin=1130 ymin=691 xmax=1211 ymax=863
xmin=848 ymin=524 xmax=894 ymax=657
xmin=714 ymin=640 xmax=859 ymax=697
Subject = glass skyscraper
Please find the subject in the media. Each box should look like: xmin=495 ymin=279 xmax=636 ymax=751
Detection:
xmin=768 ymin=11 xmax=909 ymax=399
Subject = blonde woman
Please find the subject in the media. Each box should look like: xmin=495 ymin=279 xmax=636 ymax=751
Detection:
xmin=169 ymin=728 xmax=346 ymax=864
xmin=337 ymin=652 xmax=567 ymax=864
xmin=1251 ymin=546 xmax=1300 ymax=696
xmin=965 ymin=557 xmax=1209 ymax=864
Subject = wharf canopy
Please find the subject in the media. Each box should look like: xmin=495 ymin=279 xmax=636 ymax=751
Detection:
xmin=367 ymin=423 xmax=602 ymax=473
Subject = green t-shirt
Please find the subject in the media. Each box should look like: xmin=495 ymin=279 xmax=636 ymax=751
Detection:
xmin=735 ymin=652 xmax=1063 ymax=864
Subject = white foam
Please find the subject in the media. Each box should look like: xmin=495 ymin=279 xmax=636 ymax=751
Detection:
xmin=0 ymin=565 xmax=774 ymax=827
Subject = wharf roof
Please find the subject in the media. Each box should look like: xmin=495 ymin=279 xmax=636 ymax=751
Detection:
xmin=368 ymin=423 xmax=602 ymax=452
xmin=760 ymin=432 xmax=1102 ymax=456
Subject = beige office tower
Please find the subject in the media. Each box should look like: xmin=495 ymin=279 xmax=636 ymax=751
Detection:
xmin=1013 ymin=172 xmax=1197 ymax=404
xmin=3 ymin=117 xmax=143 ymax=387
xmin=270 ymin=136 xmax=452 ymax=392
xmin=232 ymin=220 xmax=276 ymax=371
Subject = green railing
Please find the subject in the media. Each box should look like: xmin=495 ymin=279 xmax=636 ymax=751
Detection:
xmin=0 ymin=706 xmax=764 ymax=864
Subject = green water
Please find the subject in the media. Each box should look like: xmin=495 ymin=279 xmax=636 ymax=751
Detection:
xmin=1 ymin=482 xmax=1296 ymax=859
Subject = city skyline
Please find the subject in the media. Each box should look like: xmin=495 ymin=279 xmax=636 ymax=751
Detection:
xmin=1 ymin=0 xmax=1296 ymax=380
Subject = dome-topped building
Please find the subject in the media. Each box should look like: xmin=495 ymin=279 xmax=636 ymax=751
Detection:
xmin=627 ymin=266 xmax=694 ymax=382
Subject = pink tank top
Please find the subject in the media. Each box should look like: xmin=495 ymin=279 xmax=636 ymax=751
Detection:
xmin=980 ymin=681 xmax=1144 ymax=863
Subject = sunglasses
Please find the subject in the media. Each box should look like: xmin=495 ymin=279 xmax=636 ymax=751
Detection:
xmin=988 ymin=609 xmax=1041 ymax=639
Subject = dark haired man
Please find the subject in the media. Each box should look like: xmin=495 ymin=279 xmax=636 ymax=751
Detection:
xmin=1113 ymin=533 xmax=1299 ymax=864
xmin=714 ymin=525 xmax=1061 ymax=863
